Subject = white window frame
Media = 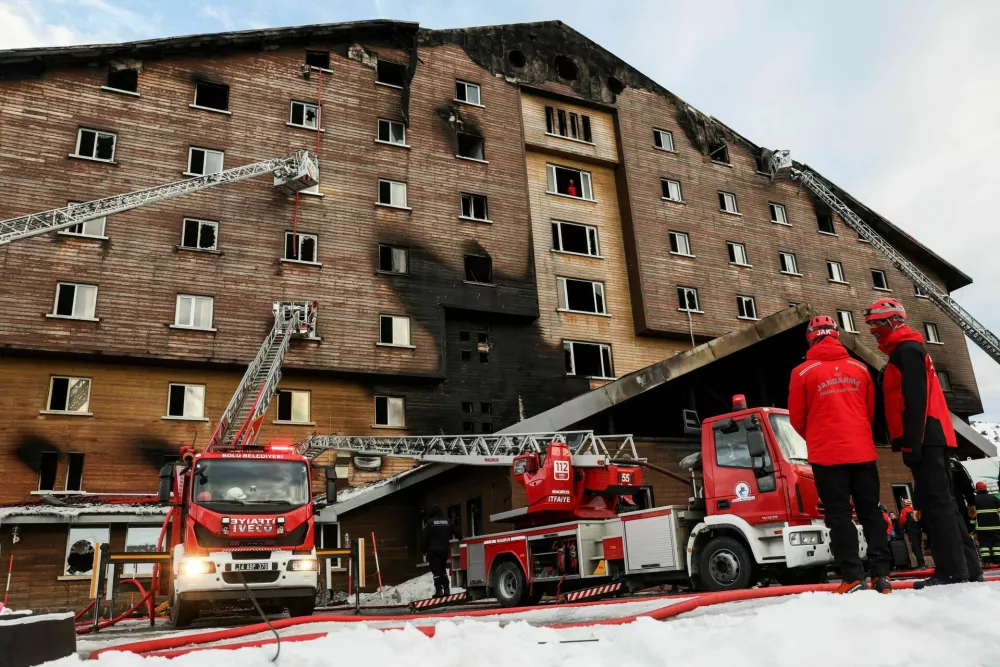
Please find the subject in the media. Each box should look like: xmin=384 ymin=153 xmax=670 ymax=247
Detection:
xmin=827 ymin=261 xmax=847 ymax=284
xmin=173 ymin=294 xmax=215 ymax=331
xmin=283 ymin=231 xmax=320 ymax=265
xmin=737 ymin=295 xmax=758 ymax=321
xmin=769 ymin=203 xmax=789 ymax=225
xmin=727 ymin=242 xmax=750 ymax=267
xmin=45 ymin=376 xmax=92 ymax=415
xmin=460 ymin=193 xmax=490 ymax=222
xmin=871 ymin=269 xmax=890 ymax=291
xmin=275 ymin=389 xmax=312 ymax=424
xmin=455 ymin=80 xmax=483 ymax=107
xmin=64 ymin=526 xmax=110 ymax=577
xmin=653 ymin=128 xmax=675 ymax=152
xmin=165 ymin=383 xmax=206 ymax=420
xmin=779 ymin=251 xmax=800 ymax=275
xmin=179 ymin=218 xmax=219 ymax=251
xmin=61 ymin=202 xmax=108 ymax=239
xmin=563 ymin=341 xmax=614 ymax=380
xmin=50 ymin=283 xmax=98 ymax=320
xmin=661 ymin=179 xmax=683 ymax=202
xmin=377 ymin=179 xmax=409 ymax=209
xmin=288 ymin=100 xmax=321 ymax=130
xmin=376 ymin=118 xmax=408 ymax=147
xmin=374 ymin=395 xmax=406 ymax=427
xmin=378 ymin=244 xmax=409 ymax=274
xmin=556 ymin=277 xmax=607 ymax=316
xmin=378 ymin=314 xmax=413 ymax=348
xmin=72 ymin=128 xmax=117 ymax=162
xmin=677 ymin=286 xmax=701 ymax=313
xmin=669 ymin=231 xmax=693 ymax=257
xmin=190 ymin=80 xmax=231 ymax=114
xmin=925 ymin=322 xmax=942 ymax=345
xmin=551 ymin=220 xmax=600 ymax=257
xmin=915 ymin=284 xmax=930 ymax=299
xmin=719 ymin=191 xmax=739 ymax=215
xmin=122 ymin=526 xmax=161 ymax=576
xmin=546 ymin=164 xmax=594 ymax=201
xmin=837 ymin=310 xmax=858 ymax=333
xmin=185 ymin=147 xmax=224 ymax=177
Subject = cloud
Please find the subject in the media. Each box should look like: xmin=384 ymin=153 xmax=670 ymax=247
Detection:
xmin=0 ymin=1 xmax=85 ymax=48
xmin=0 ymin=0 xmax=159 ymax=48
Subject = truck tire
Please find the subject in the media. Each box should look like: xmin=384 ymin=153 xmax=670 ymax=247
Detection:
xmin=699 ymin=536 xmax=753 ymax=591
xmin=170 ymin=594 xmax=198 ymax=628
xmin=493 ymin=561 xmax=529 ymax=607
xmin=286 ymin=595 xmax=316 ymax=618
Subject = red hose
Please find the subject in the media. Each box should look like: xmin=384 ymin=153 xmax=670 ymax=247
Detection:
xmin=74 ymin=599 xmax=96 ymax=622
xmin=141 ymin=633 xmax=327 ymax=659
xmin=77 ymin=581 xmax=155 ymax=635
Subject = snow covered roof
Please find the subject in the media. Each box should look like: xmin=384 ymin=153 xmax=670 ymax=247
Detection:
xmin=0 ymin=498 xmax=167 ymax=525
xmin=315 ymin=463 xmax=455 ymax=521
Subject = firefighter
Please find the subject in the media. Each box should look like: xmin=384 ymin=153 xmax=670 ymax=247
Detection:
xmin=864 ymin=297 xmax=983 ymax=588
xmin=419 ymin=505 xmax=461 ymax=597
xmin=789 ymin=315 xmax=892 ymax=594
xmin=973 ymin=481 xmax=1000 ymax=568
xmin=899 ymin=499 xmax=925 ymax=568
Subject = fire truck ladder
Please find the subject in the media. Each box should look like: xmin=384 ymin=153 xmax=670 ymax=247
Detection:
xmin=205 ymin=301 xmax=318 ymax=451
xmin=767 ymin=150 xmax=1000 ymax=366
xmin=0 ymin=150 xmax=318 ymax=246
xmin=295 ymin=431 xmax=642 ymax=468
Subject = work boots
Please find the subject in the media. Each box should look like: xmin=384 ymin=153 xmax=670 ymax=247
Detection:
xmin=913 ymin=575 xmax=965 ymax=590
xmin=833 ymin=580 xmax=864 ymax=594
xmin=871 ymin=576 xmax=893 ymax=594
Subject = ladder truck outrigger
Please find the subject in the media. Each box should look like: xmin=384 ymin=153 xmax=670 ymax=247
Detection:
xmin=2 ymin=150 xmax=328 ymax=626
xmin=297 ymin=396 xmax=853 ymax=606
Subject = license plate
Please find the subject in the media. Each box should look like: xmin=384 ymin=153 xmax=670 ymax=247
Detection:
xmin=233 ymin=562 xmax=270 ymax=571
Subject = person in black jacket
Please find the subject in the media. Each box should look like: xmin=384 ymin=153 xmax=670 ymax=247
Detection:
xmin=419 ymin=505 xmax=461 ymax=597
xmin=973 ymin=481 xmax=1000 ymax=568
xmin=952 ymin=456 xmax=977 ymax=534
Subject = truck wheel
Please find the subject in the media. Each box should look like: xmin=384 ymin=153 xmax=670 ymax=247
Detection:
xmin=493 ymin=561 xmax=529 ymax=607
xmin=699 ymin=536 xmax=753 ymax=591
xmin=286 ymin=596 xmax=316 ymax=618
xmin=170 ymin=594 xmax=198 ymax=628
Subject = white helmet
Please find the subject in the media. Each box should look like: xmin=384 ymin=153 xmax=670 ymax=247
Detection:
xmin=226 ymin=487 xmax=247 ymax=501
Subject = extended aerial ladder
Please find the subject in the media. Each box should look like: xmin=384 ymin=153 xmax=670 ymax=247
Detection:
xmin=766 ymin=149 xmax=1000 ymax=366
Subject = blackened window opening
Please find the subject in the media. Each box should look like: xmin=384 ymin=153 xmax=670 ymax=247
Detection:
xmin=107 ymin=68 xmax=138 ymax=92
xmin=39 ymin=452 xmax=58 ymax=491
xmin=305 ymin=50 xmax=330 ymax=69
xmin=376 ymin=60 xmax=406 ymax=87
xmin=465 ymin=255 xmax=493 ymax=284
xmin=194 ymin=81 xmax=229 ymax=111
xmin=66 ymin=453 xmax=85 ymax=491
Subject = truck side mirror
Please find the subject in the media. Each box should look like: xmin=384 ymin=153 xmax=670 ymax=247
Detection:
xmin=747 ymin=429 xmax=767 ymax=459
xmin=157 ymin=464 xmax=174 ymax=504
xmin=325 ymin=468 xmax=337 ymax=503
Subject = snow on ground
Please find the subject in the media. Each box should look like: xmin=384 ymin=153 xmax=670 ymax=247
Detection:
xmin=60 ymin=583 xmax=1000 ymax=667
xmin=972 ymin=420 xmax=1000 ymax=447
xmin=352 ymin=572 xmax=464 ymax=606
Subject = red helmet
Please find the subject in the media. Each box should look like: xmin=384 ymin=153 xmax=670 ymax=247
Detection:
xmin=806 ymin=315 xmax=839 ymax=345
xmin=976 ymin=481 xmax=987 ymax=492
xmin=863 ymin=297 xmax=906 ymax=324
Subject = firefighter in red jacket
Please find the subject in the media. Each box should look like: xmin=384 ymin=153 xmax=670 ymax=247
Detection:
xmin=789 ymin=315 xmax=892 ymax=593
xmin=864 ymin=297 xmax=983 ymax=588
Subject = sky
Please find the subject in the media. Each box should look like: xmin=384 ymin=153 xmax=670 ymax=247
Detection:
xmin=3 ymin=0 xmax=1000 ymax=420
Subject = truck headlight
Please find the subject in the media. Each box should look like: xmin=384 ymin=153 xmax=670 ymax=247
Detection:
xmin=789 ymin=531 xmax=823 ymax=546
xmin=179 ymin=559 xmax=216 ymax=575
xmin=289 ymin=558 xmax=317 ymax=572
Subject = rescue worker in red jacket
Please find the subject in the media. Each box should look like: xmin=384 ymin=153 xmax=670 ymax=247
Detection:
xmin=899 ymin=499 xmax=925 ymax=568
xmin=789 ymin=315 xmax=891 ymax=593
xmin=864 ymin=297 xmax=983 ymax=588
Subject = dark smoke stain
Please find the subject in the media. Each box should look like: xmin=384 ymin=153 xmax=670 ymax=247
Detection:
xmin=16 ymin=435 xmax=60 ymax=472
xmin=136 ymin=438 xmax=179 ymax=468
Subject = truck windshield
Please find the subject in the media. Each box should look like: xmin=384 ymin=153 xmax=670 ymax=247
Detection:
xmin=192 ymin=460 xmax=309 ymax=512
xmin=769 ymin=414 xmax=809 ymax=464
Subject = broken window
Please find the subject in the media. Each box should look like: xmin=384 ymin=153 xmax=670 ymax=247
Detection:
xmin=461 ymin=194 xmax=489 ymax=221
xmin=455 ymin=80 xmax=481 ymax=105
xmin=718 ymin=191 xmax=739 ymax=214
xmin=727 ymin=242 xmax=750 ymax=266
xmin=377 ymin=118 xmax=406 ymax=145
xmin=563 ymin=341 xmax=613 ymax=379
xmin=661 ymin=179 xmax=682 ymax=202
xmin=462 ymin=421 xmax=475 ymax=434
xmin=457 ymin=133 xmax=486 ymax=161
xmin=551 ymin=220 xmax=599 ymax=256
xmin=187 ymin=147 xmax=224 ymax=176
xmin=827 ymin=261 xmax=846 ymax=283
xmin=67 ymin=455 xmax=85 ymax=492
xmin=708 ymin=140 xmax=730 ymax=164
xmin=38 ymin=452 xmax=58 ymax=491
xmin=464 ymin=255 xmax=493 ymax=284
xmin=915 ymin=284 xmax=930 ymax=298
xmin=180 ymin=218 xmax=218 ymax=251
xmin=479 ymin=351 xmax=489 ymax=363
xmin=677 ymin=287 xmax=700 ymax=312
xmin=75 ymin=128 xmax=116 ymax=161
xmin=557 ymin=277 xmax=606 ymax=314
xmin=462 ymin=401 xmax=474 ymax=413
xmin=459 ymin=330 xmax=471 ymax=341
xmin=63 ymin=201 xmax=107 ymax=238
xmin=938 ymin=370 xmax=952 ymax=392
xmin=461 ymin=349 xmax=472 ymax=361
xmin=481 ymin=402 xmax=492 ymax=414
xmin=817 ymin=214 xmax=836 ymax=235
xmin=47 ymin=376 xmax=91 ymax=413
xmin=167 ymin=383 xmax=206 ymax=419
xmin=545 ymin=106 xmax=592 ymax=142
xmin=285 ymin=232 xmax=318 ymax=263
xmin=378 ymin=244 xmax=408 ymax=274
xmin=654 ymin=129 xmax=674 ymax=151
xmin=377 ymin=179 xmax=408 ymax=208
xmin=478 ymin=332 xmax=488 ymax=344
xmin=737 ymin=296 xmax=758 ymax=320
xmin=481 ymin=422 xmax=494 ymax=434
xmin=837 ymin=310 xmax=858 ymax=333
xmin=546 ymin=164 xmax=593 ymax=199
xmin=872 ymin=269 xmax=889 ymax=290
xmin=545 ymin=107 xmax=555 ymax=134
xmin=193 ymin=81 xmax=229 ymax=111
xmin=53 ymin=283 xmax=98 ymax=319
xmin=669 ymin=231 xmax=692 ymax=256
xmin=769 ymin=203 xmax=788 ymax=225
xmin=289 ymin=101 xmax=320 ymax=129
xmin=925 ymin=322 xmax=942 ymax=344
xmin=379 ymin=315 xmax=411 ymax=346
xmin=779 ymin=251 xmax=799 ymax=274
xmin=276 ymin=389 xmax=311 ymax=423
xmin=305 ymin=50 xmax=330 ymax=70
xmin=374 ymin=396 xmax=405 ymax=427
xmin=174 ymin=294 xmax=214 ymax=330
xmin=376 ymin=59 xmax=406 ymax=88
xmin=106 ymin=68 xmax=138 ymax=93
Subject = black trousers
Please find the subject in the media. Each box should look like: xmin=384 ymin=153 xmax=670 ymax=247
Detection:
xmin=427 ymin=551 xmax=450 ymax=596
xmin=812 ymin=461 xmax=891 ymax=582
xmin=978 ymin=530 xmax=1000 ymax=567
xmin=905 ymin=528 xmax=925 ymax=568
xmin=908 ymin=445 xmax=981 ymax=580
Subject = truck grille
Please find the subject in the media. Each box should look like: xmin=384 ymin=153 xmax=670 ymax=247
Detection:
xmin=231 ymin=550 xmax=273 ymax=561
xmin=222 ymin=571 xmax=281 ymax=585
xmin=194 ymin=523 xmax=308 ymax=549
